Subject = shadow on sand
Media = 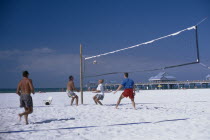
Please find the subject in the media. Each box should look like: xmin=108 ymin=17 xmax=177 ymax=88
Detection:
xmin=33 ymin=118 xmax=75 ymax=124
xmin=0 ymin=118 xmax=189 ymax=134
xmin=0 ymin=105 xmax=54 ymax=110
xmin=104 ymin=103 xmax=151 ymax=107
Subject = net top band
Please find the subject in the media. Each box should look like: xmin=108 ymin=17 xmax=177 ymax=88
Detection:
xmin=84 ymin=26 xmax=196 ymax=60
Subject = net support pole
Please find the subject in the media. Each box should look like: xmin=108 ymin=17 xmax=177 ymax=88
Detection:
xmin=80 ymin=44 xmax=84 ymax=104
xmin=195 ymin=26 xmax=200 ymax=63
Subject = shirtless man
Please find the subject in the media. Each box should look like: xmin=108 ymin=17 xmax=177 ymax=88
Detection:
xmin=16 ymin=71 xmax=35 ymax=125
xmin=66 ymin=76 xmax=79 ymax=106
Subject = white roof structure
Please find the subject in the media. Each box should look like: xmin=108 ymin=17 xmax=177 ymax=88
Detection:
xmin=149 ymin=72 xmax=176 ymax=82
xmin=206 ymin=74 xmax=210 ymax=80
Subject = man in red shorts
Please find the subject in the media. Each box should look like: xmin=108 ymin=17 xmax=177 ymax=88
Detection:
xmin=114 ymin=73 xmax=136 ymax=109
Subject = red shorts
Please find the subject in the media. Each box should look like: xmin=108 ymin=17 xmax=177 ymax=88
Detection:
xmin=122 ymin=89 xmax=134 ymax=99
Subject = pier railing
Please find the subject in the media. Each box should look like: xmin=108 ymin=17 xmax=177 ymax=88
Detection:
xmin=104 ymin=80 xmax=210 ymax=90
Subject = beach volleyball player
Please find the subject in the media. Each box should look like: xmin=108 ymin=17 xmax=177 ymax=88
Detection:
xmin=92 ymin=79 xmax=104 ymax=105
xmin=16 ymin=71 xmax=35 ymax=125
xmin=66 ymin=75 xmax=79 ymax=106
xmin=113 ymin=73 xmax=136 ymax=110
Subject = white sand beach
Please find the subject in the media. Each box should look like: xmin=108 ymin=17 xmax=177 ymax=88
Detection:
xmin=0 ymin=89 xmax=210 ymax=140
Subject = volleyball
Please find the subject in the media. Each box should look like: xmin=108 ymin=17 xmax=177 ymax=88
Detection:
xmin=93 ymin=60 xmax=97 ymax=64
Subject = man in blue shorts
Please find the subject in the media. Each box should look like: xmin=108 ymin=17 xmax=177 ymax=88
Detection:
xmin=114 ymin=73 xmax=136 ymax=110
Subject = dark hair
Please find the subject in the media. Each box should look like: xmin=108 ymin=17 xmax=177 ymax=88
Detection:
xmin=69 ymin=75 xmax=74 ymax=80
xmin=22 ymin=71 xmax=29 ymax=77
xmin=100 ymin=79 xmax=104 ymax=83
xmin=124 ymin=72 xmax=128 ymax=78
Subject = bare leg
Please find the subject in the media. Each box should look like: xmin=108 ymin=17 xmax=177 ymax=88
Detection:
xmin=131 ymin=98 xmax=136 ymax=110
xmin=24 ymin=114 xmax=29 ymax=125
xmin=18 ymin=114 xmax=22 ymax=122
xmin=93 ymin=96 xmax=98 ymax=105
xmin=24 ymin=108 xmax=29 ymax=125
xmin=75 ymin=95 xmax=79 ymax=106
xmin=116 ymin=94 xmax=124 ymax=109
xmin=19 ymin=107 xmax=33 ymax=125
xmin=96 ymin=99 xmax=103 ymax=105
xmin=71 ymin=97 xmax=75 ymax=105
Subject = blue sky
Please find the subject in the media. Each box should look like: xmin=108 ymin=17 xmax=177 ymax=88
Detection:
xmin=0 ymin=0 xmax=210 ymax=88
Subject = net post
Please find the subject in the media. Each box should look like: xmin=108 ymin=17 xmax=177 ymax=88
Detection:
xmin=195 ymin=26 xmax=200 ymax=63
xmin=80 ymin=44 xmax=83 ymax=104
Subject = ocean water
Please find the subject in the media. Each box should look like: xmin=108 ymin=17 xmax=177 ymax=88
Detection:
xmin=0 ymin=87 xmax=87 ymax=93
xmin=0 ymin=88 xmax=66 ymax=93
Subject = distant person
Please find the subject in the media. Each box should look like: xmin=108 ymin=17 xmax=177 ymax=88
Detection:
xmin=113 ymin=73 xmax=136 ymax=110
xmin=16 ymin=71 xmax=35 ymax=125
xmin=92 ymin=79 xmax=104 ymax=105
xmin=136 ymin=86 xmax=140 ymax=92
xmin=66 ymin=76 xmax=79 ymax=106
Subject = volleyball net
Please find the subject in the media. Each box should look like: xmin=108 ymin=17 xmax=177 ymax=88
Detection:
xmin=84 ymin=25 xmax=200 ymax=81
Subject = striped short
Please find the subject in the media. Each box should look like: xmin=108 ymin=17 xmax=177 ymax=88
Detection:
xmin=20 ymin=94 xmax=33 ymax=108
xmin=66 ymin=90 xmax=76 ymax=98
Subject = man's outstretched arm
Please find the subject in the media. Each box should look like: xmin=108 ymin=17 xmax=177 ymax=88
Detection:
xmin=72 ymin=82 xmax=80 ymax=92
xmin=113 ymin=85 xmax=123 ymax=94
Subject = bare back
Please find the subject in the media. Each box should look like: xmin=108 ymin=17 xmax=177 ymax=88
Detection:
xmin=67 ymin=81 xmax=75 ymax=91
xmin=17 ymin=78 xmax=34 ymax=95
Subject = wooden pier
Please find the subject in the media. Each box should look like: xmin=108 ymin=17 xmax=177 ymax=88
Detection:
xmin=104 ymin=80 xmax=210 ymax=90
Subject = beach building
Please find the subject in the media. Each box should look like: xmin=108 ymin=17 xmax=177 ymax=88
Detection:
xmin=206 ymin=74 xmax=210 ymax=80
xmin=141 ymin=72 xmax=177 ymax=89
xmin=149 ymin=72 xmax=176 ymax=82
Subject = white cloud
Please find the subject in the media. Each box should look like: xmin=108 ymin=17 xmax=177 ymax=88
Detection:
xmin=0 ymin=48 xmax=80 ymax=76
xmin=17 ymin=53 xmax=80 ymax=75
xmin=30 ymin=48 xmax=56 ymax=54
xmin=0 ymin=48 xmax=56 ymax=60
xmin=0 ymin=49 xmax=21 ymax=59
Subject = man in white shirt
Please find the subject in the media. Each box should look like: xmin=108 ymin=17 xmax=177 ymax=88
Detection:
xmin=92 ymin=79 xmax=104 ymax=105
